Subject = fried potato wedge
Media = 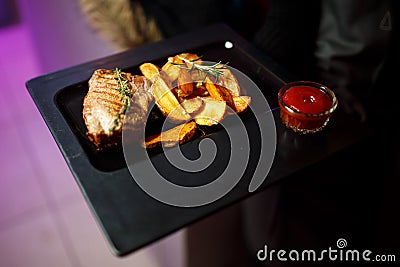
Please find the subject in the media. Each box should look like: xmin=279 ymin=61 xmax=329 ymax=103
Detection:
xmin=192 ymin=83 xmax=209 ymax=97
xmin=144 ymin=121 xmax=197 ymax=148
xmin=179 ymin=53 xmax=202 ymax=62
xmin=204 ymin=77 xmax=235 ymax=111
xmin=181 ymin=97 xmax=204 ymax=115
xmin=139 ymin=63 xmax=160 ymax=82
xmin=217 ymin=68 xmax=241 ymax=96
xmin=177 ymin=68 xmax=194 ymax=98
xmin=151 ymin=76 xmax=190 ymax=122
xmin=190 ymin=70 xmax=206 ymax=84
xmin=194 ymin=97 xmax=226 ymax=126
xmin=177 ymin=53 xmax=202 ymax=68
xmin=162 ymin=53 xmax=202 ymax=81
xmin=162 ymin=61 xmax=181 ymax=81
xmin=232 ymin=95 xmax=251 ymax=114
xmin=170 ymin=53 xmax=201 ymax=65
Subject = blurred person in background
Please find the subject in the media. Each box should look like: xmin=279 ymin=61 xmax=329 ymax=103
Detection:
xmin=78 ymin=0 xmax=398 ymax=266
xmin=78 ymin=0 xmax=395 ymax=123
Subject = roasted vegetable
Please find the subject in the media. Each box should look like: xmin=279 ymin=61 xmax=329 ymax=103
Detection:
xmin=194 ymin=97 xmax=226 ymax=126
xmin=204 ymin=76 xmax=235 ymax=111
xmin=162 ymin=53 xmax=201 ymax=81
xmin=144 ymin=121 xmax=197 ymax=148
xmin=139 ymin=62 xmax=160 ymax=82
xmin=181 ymin=97 xmax=204 ymax=115
xmin=232 ymin=95 xmax=251 ymax=114
xmin=177 ymin=68 xmax=194 ymax=98
xmin=216 ymin=68 xmax=241 ymax=96
xmin=162 ymin=60 xmax=181 ymax=81
xmin=150 ymin=75 xmax=190 ymax=123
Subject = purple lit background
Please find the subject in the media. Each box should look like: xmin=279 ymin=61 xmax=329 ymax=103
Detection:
xmin=0 ymin=0 xmax=185 ymax=266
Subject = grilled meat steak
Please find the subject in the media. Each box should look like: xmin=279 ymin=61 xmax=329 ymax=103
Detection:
xmin=83 ymin=69 xmax=152 ymax=148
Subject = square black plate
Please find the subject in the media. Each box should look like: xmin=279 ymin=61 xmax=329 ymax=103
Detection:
xmin=26 ymin=24 xmax=371 ymax=256
xmin=54 ymin=38 xmax=283 ymax=172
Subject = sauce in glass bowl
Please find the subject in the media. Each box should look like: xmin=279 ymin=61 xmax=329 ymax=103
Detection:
xmin=278 ymin=81 xmax=338 ymax=134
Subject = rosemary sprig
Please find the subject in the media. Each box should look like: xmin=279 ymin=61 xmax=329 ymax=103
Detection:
xmin=172 ymin=55 xmax=229 ymax=83
xmin=109 ymin=68 xmax=132 ymax=131
xmin=114 ymin=68 xmax=132 ymax=98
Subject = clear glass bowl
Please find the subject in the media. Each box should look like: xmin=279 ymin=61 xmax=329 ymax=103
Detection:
xmin=278 ymin=81 xmax=338 ymax=134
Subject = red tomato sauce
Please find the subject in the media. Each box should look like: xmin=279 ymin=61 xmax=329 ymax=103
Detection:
xmin=283 ymin=86 xmax=332 ymax=114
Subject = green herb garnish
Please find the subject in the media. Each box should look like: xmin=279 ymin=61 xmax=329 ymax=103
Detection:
xmin=110 ymin=68 xmax=132 ymax=131
xmin=114 ymin=68 xmax=132 ymax=98
xmin=172 ymin=55 xmax=228 ymax=83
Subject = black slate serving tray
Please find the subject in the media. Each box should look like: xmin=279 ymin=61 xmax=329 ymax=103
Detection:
xmin=26 ymin=24 xmax=371 ymax=256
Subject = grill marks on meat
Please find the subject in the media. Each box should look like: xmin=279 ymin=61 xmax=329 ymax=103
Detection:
xmin=83 ymin=69 xmax=152 ymax=148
